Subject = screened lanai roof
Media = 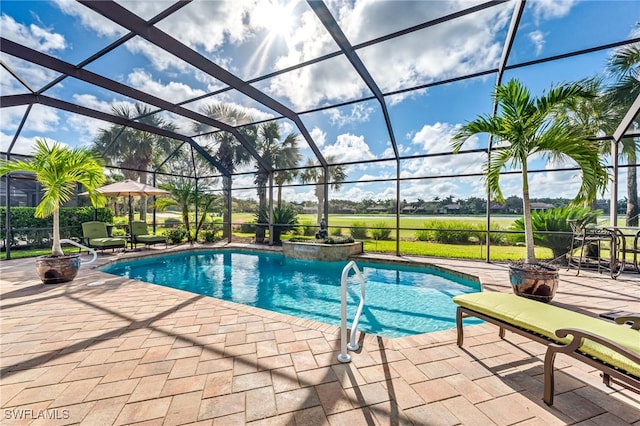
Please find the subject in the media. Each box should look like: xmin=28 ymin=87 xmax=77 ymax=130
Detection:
xmin=1 ymin=0 xmax=639 ymax=204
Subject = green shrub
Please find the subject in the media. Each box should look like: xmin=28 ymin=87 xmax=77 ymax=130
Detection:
xmin=287 ymin=236 xmax=354 ymax=244
xmin=415 ymin=220 xmax=504 ymax=244
xmin=511 ymin=206 xmax=600 ymax=262
xmin=350 ymin=221 xmax=368 ymax=239
xmin=323 ymin=236 xmax=355 ymax=244
xmin=238 ymin=222 xmax=256 ymax=233
xmin=0 ymin=206 xmax=114 ymax=246
xmin=111 ymin=227 xmax=127 ymax=237
xmin=164 ymin=217 xmax=182 ymax=228
xmin=300 ymin=221 xmax=316 ymax=236
xmin=288 ymin=236 xmax=315 ymax=242
xmin=330 ymin=227 xmax=343 ymax=236
xmin=200 ymin=229 xmax=219 ymax=243
xmin=370 ymin=222 xmax=392 ymax=240
xmin=165 ymin=227 xmax=188 ymax=244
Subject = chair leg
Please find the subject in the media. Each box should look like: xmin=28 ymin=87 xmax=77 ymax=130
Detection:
xmin=567 ymin=238 xmax=576 ymax=271
xmin=576 ymin=239 xmax=586 ymax=276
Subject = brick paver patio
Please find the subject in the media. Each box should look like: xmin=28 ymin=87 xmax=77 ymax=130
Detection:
xmin=1 ymin=243 xmax=639 ymax=425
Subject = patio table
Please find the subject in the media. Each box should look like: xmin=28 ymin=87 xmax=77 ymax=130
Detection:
xmin=602 ymin=226 xmax=640 ymax=278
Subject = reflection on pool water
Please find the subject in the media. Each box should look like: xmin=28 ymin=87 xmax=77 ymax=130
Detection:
xmin=100 ymin=250 xmax=482 ymax=338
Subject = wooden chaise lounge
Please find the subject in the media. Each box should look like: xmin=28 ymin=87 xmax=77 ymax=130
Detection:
xmin=453 ymin=292 xmax=640 ymax=405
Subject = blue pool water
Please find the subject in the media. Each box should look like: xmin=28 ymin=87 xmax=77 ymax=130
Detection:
xmin=100 ymin=250 xmax=481 ymax=338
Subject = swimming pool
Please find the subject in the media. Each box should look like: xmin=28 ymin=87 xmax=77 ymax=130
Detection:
xmin=101 ymin=250 xmax=482 ymax=338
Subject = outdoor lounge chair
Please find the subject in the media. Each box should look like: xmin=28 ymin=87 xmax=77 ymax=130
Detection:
xmin=130 ymin=220 xmax=167 ymax=248
xmin=453 ymin=292 xmax=640 ymax=405
xmin=81 ymin=221 xmax=126 ymax=252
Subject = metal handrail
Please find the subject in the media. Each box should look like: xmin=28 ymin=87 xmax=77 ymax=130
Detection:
xmin=337 ymin=260 xmax=366 ymax=363
xmin=60 ymin=238 xmax=97 ymax=265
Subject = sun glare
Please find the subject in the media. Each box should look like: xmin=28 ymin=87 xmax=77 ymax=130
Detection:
xmin=255 ymin=1 xmax=295 ymax=38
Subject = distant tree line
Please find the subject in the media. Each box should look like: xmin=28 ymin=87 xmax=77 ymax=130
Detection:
xmin=272 ymin=196 xmax=622 ymax=216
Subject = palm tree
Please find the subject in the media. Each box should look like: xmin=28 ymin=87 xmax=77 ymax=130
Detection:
xmin=157 ymin=155 xmax=221 ymax=242
xmin=93 ymin=103 xmax=177 ymax=220
xmin=194 ymin=104 xmax=257 ymax=238
xmin=606 ymin=38 xmax=640 ymax=226
xmin=254 ymin=121 xmax=301 ymax=211
xmin=0 ymin=139 xmax=105 ymax=257
xmin=452 ymin=79 xmax=609 ymax=264
xmin=159 ymin=177 xmax=195 ymax=243
xmin=300 ymin=156 xmax=347 ymax=225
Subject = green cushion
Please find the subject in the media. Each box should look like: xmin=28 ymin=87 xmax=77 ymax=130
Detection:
xmin=453 ymin=292 xmax=640 ymax=377
xmin=135 ymin=235 xmax=166 ymax=243
xmin=88 ymin=237 xmax=126 ymax=248
xmin=82 ymin=221 xmax=109 ymax=239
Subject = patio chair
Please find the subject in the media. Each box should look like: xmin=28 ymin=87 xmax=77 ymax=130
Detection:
xmin=130 ymin=220 xmax=167 ymax=248
xmin=81 ymin=221 xmax=126 ymax=252
xmin=567 ymin=219 xmax=611 ymax=275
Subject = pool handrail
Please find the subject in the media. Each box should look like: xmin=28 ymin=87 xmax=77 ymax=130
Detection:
xmin=338 ymin=260 xmax=366 ymax=363
xmin=60 ymin=238 xmax=97 ymax=265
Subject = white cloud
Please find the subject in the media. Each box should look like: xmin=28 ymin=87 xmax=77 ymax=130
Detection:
xmin=310 ymin=127 xmax=327 ymax=148
xmin=528 ymin=30 xmax=546 ymax=56
xmin=158 ymin=1 xmax=255 ymax=51
xmin=325 ymin=104 xmax=374 ymax=127
xmin=72 ymin=93 xmax=114 ymax=113
xmin=125 ymin=38 xmax=196 ymax=74
xmin=0 ymin=133 xmax=38 ymax=155
xmin=127 ymin=69 xmax=206 ymax=103
xmin=0 ymin=14 xmax=67 ymax=52
xmin=412 ymin=122 xmax=464 ymax=154
xmin=323 ymin=133 xmax=376 ymax=163
xmin=0 ymin=16 xmax=65 ymax=91
xmin=0 ymin=106 xmax=29 ymax=135
xmin=352 ymin=2 xmax=510 ymax=92
xmin=339 ymin=186 xmax=378 ymax=201
xmin=263 ymin=1 xmax=513 ymax=109
xmin=397 ymin=123 xmax=485 ymax=193
xmin=20 ymin=104 xmax=61 ymax=134
xmin=55 ymin=0 xmax=125 ymax=38
xmin=530 ymin=0 xmax=578 ymax=22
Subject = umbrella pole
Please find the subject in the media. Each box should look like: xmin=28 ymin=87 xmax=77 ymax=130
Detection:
xmin=128 ymin=194 xmax=133 ymax=249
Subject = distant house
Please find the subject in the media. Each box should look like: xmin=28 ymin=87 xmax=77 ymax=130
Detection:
xmin=420 ymin=202 xmax=440 ymax=214
xmin=439 ymin=203 xmax=466 ymax=214
xmin=489 ymin=203 xmax=507 ymax=214
xmin=334 ymin=207 xmax=356 ymax=214
xmin=302 ymin=206 xmax=317 ymax=214
xmin=367 ymin=206 xmax=388 ymax=214
xmin=530 ymin=202 xmax=555 ymax=211
xmin=402 ymin=206 xmax=416 ymax=214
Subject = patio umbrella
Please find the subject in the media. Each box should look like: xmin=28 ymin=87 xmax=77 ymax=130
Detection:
xmin=81 ymin=179 xmax=169 ymax=233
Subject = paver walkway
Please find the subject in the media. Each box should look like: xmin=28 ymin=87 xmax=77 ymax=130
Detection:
xmin=1 ymin=244 xmax=639 ymax=425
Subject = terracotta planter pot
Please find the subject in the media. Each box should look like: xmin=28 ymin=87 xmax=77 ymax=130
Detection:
xmin=35 ymin=254 xmax=81 ymax=284
xmin=508 ymin=262 xmax=559 ymax=303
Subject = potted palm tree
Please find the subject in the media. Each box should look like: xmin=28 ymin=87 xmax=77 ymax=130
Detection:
xmin=452 ymin=79 xmax=608 ymax=302
xmin=0 ymin=139 xmax=106 ymax=284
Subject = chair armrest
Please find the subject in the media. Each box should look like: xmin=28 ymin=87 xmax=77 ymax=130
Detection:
xmin=552 ymin=328 xmax=640 ymax=365
xmin=615 ymin=316 xmax=640 ymax=330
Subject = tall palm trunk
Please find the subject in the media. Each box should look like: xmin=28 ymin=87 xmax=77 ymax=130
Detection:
xmin=222 ymin=176 xmax=232 ymax=238
xmin=521 ymin=160 xmax=536 ymax=263
xmin=52 ymin=209 xmax=63 ymax=256
xmin=139 ymin=170 xmax=148 ymax=221
xmin=627 ymin=149 xmax=639 ymax=226
xmin=315 ymin=183 xmax=324 ymax=225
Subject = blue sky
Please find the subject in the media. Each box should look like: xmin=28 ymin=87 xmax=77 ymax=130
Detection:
xmin=1 ymin=0 xmax=638 ymax=204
